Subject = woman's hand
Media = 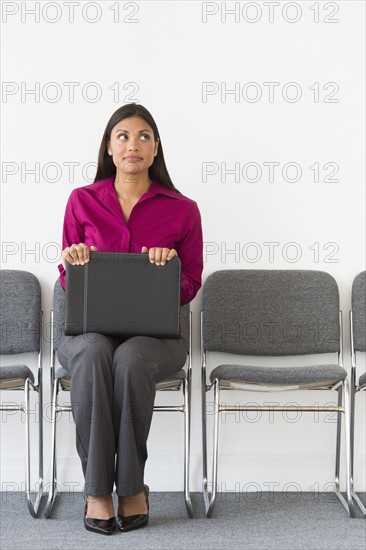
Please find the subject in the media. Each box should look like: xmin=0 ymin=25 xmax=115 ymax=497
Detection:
xmin=141 ymin=246 xmax=177 ymax=266
xmin=61 ymin=244 xmax=98 ymax=267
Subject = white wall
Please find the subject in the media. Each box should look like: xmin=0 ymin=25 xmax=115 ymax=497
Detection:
xmin=1 ymin=0 xmax=365 ymax=498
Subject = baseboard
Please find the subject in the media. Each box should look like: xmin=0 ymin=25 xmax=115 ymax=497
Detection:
xmin=1 ymin=454 xmax=365 ymax=493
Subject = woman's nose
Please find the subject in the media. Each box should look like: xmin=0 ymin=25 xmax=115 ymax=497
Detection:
xmin=128 ymin=139 xmax=139 ymax=150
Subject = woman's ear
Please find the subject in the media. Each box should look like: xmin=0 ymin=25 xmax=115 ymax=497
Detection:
xmin=154 ymin=138 xmax=159 ymax=156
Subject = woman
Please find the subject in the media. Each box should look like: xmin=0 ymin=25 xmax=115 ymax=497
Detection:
xmin=57 ymin=103 xmax=203 ymax=534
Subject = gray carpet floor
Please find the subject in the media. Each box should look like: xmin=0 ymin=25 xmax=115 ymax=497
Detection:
xmin=0 ymin=492 xmax=365 ymax=550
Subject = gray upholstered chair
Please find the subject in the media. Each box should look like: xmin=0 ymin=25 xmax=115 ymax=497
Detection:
xmin=349 ymin=271 xmax=366 ymax=516
xmin=201 ymin=270 xmax=354 ymax=517
xmin=44 ymin=277 xmax=193 ymax=518
xmin=0 ymin=270 xmax=43 ymax=516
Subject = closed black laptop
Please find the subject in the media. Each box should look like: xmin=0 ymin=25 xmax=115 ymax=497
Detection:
xmin=64 ymin=252 xmax=181 ymax=338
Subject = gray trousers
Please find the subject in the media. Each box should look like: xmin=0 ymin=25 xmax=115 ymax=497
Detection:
xmin=57 ymin=333 xmax=187 ymax=497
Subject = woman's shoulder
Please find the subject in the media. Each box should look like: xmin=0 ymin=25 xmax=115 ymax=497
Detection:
xmin=68 ymin=176 xmax=114 ymax=200
xmin=154 ymin=181 xmax=199 ymax=209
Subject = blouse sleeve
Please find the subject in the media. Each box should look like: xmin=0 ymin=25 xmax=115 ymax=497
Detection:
xmin=176 ymin=202 xmax=204 ymax=306
xmin=57 ymin=190 xmax=85 ymax=290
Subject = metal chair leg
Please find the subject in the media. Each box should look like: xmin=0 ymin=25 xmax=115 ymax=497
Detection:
xmin=44 ymin=378 xmax=59 ymax=518
xmin=343 ymin=380 xmax=356 ymax=516
xmin=203 ymin=379 xmax=219 ymax=518
xmin=24 ymin=378 xmax=43 ymax=517
xmin=334 ymin=382 xmax=355 ymax=517
xmin=202 ymin=371 xmax=210 ymax=514
xmin=183 ymin=378 xmax=193 ymax=518
xmin=350 ymin=367 xmax=356 ymax=488
xmin=349 ymin=369 xmax=366 ymax=516
xmin=209 ymin=378 xmax=220 ymax=517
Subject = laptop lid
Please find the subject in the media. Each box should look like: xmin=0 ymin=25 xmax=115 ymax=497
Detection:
xmin=65 ymin=252 xmax=181 ymax=338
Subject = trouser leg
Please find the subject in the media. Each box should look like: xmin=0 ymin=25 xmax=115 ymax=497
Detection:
xmin=57 ymin=333 xmax=119 ymax=496
xmin=112 ymin=336 xmax=187 ymax=496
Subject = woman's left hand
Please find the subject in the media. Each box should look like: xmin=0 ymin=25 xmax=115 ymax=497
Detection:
xmin=141 ymin=246 xmax=178 ymax=266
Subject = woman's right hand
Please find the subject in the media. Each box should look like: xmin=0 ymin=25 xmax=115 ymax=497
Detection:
xmin=61 ymin=244 xmax=98 ymax=267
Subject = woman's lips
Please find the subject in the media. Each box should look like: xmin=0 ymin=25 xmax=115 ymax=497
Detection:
xmin=124 ymin=156 xmax=142 ymax=162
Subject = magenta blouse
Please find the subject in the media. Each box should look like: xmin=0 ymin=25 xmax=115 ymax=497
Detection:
xmin=58 ymin=177 xmax=203 ymax=306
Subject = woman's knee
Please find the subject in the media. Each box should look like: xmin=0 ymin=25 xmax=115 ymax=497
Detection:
xmin=112 ymin=338 xmax=157 ymax=382
xmin=112 ymin=337 xmax=187 ymax=383
xmin=59 ymin=333 xmax=117 ymax=375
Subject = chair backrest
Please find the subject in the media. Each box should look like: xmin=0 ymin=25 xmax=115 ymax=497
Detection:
xmin=0 ymin=270 xmax=41 ymax=355
xmin=352 ymin=271 xmax=366 ymax=352
xmin=53 ymin=278 xmax=65 ymax=351
xmin=202 ymin=270 xmax=340 ymax=356
xmin=52 ymin=278 xmax=190 ymax=353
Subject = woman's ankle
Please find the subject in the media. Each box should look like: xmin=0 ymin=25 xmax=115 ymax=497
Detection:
xmin=118 ymin=491 xmax=148 ymax=516
xmin=86 ymin=494 xmax=114 ymax=519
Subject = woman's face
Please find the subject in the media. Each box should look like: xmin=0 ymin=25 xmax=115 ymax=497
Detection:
xmin=107 ymin=116 xmax=159 ymax=182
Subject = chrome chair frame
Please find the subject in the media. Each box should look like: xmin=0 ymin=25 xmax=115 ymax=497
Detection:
xmin=0 ymin=297 xmax=44 ymax=517
xmin=349 ymin=308 xmax=366 ymax=516
xmin=201 ymin=306 xmax=354 ymax=518
xmin=45 ymin=307 xmax=193 ymax=518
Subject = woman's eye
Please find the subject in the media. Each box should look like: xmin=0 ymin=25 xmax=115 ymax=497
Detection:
xmin=117 ymin=133 xmax=150 ymax=140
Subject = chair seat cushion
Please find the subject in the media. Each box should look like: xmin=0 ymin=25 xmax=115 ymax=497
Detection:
xmin=161 ymin=369 xmax=186 ymax=382
xmin=209 ymin=363 xmax=347 ymax=386
xmin=56 ymin=367 xmax=70 ymax=381
xmin=359 ymin=372 xmax=366 ymax=387
xmin=55 ymin=367 xmax=187 ymax=383
xmin=0 ymin=365 xmax=35 ymax=384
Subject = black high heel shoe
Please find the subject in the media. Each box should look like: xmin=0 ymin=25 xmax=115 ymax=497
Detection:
xmin=84 ymin=498 xmax=116 ymax=535
xmin=117 ymin=485 xmax=149 ymax=533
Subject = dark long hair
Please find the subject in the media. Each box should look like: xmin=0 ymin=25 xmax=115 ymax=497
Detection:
xmin=94 ymin=103 xmax=180 ymax=192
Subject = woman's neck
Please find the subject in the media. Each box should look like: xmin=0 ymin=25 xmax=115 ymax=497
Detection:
xmin=114 ymin=171 xmax=152 ymax=202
